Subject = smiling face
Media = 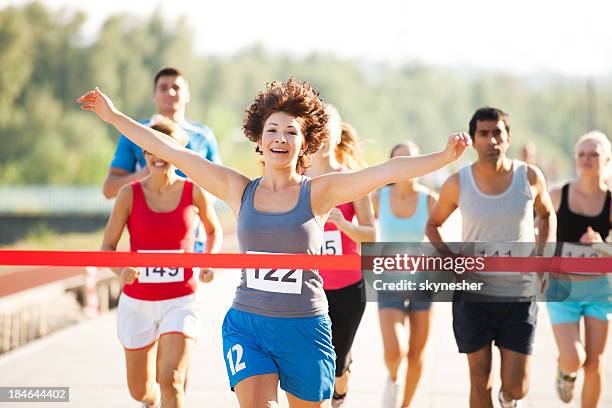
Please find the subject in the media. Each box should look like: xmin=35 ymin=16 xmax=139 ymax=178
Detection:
xmin=472 ymin=119 xmax=510 ymax=163
xmin=144 ymin=150 xmax=174 ymax=175
xmin=258 ymin=111 xmax=306 ymax=172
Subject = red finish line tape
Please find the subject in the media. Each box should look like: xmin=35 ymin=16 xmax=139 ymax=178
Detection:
xmin=0 ymin=250 xmax=362 ymax=269
xmin=0 ymin=251 xmax=609 ymax=273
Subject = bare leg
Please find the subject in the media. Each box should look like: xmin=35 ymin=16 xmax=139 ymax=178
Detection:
xmin=582 ymin=317 xmax=610 ymax=408
xmin=124 ymin=342 xmax=160 ymax=406
xmin=466 ymin=344 xmax=493 ymax=408
xmin=157 ymin=333 xmax=194 ymax=408
xmin=401 ymin=309 xmax=432 ymax=407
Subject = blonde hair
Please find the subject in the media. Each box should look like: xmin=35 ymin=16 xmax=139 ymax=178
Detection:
xmin=335 ymin=122 xmax=366 ymax=170
xmin=575 ymin=130 xmax=611 ymax=158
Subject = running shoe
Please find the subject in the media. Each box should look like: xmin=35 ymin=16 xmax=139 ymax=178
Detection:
xmin=498 ymin=390 xmax=522 ymax=407
xmin=556 ymin=367 xmax=576 ymax=403
xmin=382 ymin=376 xmax=400 ymax=408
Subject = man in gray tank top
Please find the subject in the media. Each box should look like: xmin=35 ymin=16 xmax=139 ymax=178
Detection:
xmin=426 ymin=107 xmax=557 ymax=408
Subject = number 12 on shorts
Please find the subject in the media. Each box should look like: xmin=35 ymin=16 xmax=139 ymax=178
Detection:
xmin=227 ymin=344 xmax=246 ymax=375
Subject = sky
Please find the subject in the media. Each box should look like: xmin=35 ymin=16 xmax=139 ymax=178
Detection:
xmin=5 ymin=0 xmax=612 ymax=78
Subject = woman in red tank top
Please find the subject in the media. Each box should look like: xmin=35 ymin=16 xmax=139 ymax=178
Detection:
xmin=305 ymin=106 xmax=376 ymax=407
xmin=101 ymin=120 xmax=222 ymax=408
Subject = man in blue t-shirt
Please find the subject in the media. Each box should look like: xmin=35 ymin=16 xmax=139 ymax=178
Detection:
xmin=103 ymin=67 xmax=222 ymax=252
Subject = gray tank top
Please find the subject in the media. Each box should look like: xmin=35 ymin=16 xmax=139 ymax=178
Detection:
xmin=232 ymin=176 xmax=328 ymax=317
xmin=459 ymin=160 xmax=537 ymax=297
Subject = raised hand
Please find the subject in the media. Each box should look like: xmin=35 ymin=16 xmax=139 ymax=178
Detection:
xmin=444 ymin=132 xmax=471 ymax=161
xmin=76 ymin=87 xmax=118 ymax=124
xmin=120 ymin=267 xmax=140 ymax=285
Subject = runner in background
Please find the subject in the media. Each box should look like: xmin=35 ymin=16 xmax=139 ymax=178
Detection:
xmin=305 ymin=107 xmax=376 ymax=407
xmin=373 ymin=142 xmax=437 ymax=408
xmin=102 ymin=67 xmax=222 ymax=253
xmin=100 ymin=119 xmax=222 ymax=408
xmin=426 ymin=107 xmax=556 ymax=408
xmin=78 ymin=79 xmax=470 ymax=407
xmin=547 ymin=131 xmax=611 ymax=408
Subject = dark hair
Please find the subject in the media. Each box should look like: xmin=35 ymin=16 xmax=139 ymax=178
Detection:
xmin=468 ymin=107 xmax=510 ymax=139
xmin=389 ymin=141 xmax=419 ymax=158
xmin=154 ymin=67 xmax=183 ymax=89
xmin=243 ymin=78 xmax=328 ymax=173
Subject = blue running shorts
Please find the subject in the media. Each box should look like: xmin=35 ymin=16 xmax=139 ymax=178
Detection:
xmin=222 ymin=307 xmax=335 ymax=402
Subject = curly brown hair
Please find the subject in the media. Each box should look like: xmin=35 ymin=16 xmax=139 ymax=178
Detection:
xmin=243 ymin=78 xmax=329 ymax=173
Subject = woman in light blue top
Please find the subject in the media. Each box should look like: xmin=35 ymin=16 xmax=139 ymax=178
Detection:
xmin=373 ymin=142 xmax=438 ymax=408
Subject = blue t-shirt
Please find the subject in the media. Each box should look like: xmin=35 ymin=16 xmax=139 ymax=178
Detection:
xmin=109 ymin=119 xmax=221 ymax=175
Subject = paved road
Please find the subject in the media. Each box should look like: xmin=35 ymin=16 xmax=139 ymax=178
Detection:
xmin=0 ymin=262 xmax=611 ymax=408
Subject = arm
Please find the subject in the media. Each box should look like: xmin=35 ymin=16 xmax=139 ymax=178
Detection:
xmin=78 ymin=88 xmax=249 ymax=213
xmin=102 ymin=135 xmax=150 ymax=198
xmin=311 ymin=133 xmax=470 ymax=215
xmin=328 ymin=195 xmax=376 ymax=244
xmin=549 ymin=187 xmax=562 ymax=213
xmin=192 ymin=185 xmax=223 ymax=254
xmin=100 ymin=185 xmax=137 ymax=283
xmin=102 ymin=167 xmax=149 ymax=199
xmin=529 ymin=165 xmax=557 ymax=254
xmin=426 ymin=190 xmax=439 ymax=213
xmin=425 ymin=174 xmax=460 ymax=254
xmin=372 ymin=190 xmax=380 ymax=219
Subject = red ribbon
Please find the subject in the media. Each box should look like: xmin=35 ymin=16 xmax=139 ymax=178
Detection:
xmin=0 ymin=251 xmax=609 ymax=273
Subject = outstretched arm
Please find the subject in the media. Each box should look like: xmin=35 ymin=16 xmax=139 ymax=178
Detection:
xmin=77 ymin=88 xmax=249 ymax=213
xmin=311 ymin=133 xmax=470 ymax=215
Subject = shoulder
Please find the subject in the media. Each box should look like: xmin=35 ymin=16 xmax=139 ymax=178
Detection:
xmin=522 ymin=161 xmax=545 ymax=186
xmin=437 ymin=172 xmax=460 ymax=203
xmin=182 ymin=121 xmax=216 ymax=140
xmin=444 ymin=172 xmax=461 ymax=188
xmin=115 ymin=183 xmax=134 ymax=208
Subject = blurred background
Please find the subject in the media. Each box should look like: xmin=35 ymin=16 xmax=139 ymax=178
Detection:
xmin=0 ymin=0 xmax=611 ymax=352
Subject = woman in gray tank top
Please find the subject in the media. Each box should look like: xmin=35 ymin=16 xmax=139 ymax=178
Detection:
xmin=78 ymin=79 xmax=471 ymax=407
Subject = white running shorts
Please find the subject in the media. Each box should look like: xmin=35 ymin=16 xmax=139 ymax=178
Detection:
xmin=117 ymin=291 xmax=205 ymax=350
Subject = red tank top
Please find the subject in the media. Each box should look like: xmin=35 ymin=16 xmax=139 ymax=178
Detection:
xmin=320 ymin=201 xmax=362 ymax=290
xmin=124 ymin=180 xmax=197 ymax=300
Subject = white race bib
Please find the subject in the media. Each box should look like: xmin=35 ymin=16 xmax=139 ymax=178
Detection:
xmin=561 ymin=243 xmax=601 ymax=258
xmin=245 ymin=251 xmax=303 ymax=294
xmin=474 ymin=242 xmax=521 ymax=258
xmin=321 ymin=230 xmax=343 ymax=255
xmin=138 ymin=249 xmax=185 ymax=283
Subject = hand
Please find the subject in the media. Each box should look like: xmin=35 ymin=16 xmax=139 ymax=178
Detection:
xmin=580 ymin=226 xmax=603 ymax=244
xmin=444 ymin=132 xmax=471 ymax=162
xmin=326 ymin=208 xmax=347 ymax=229
xmin=120 ymin=267 xmax=140 ymax=285
xmin=76 ymin=87 xmax=119 ymax=124
xmin=199 ymin=268 xmax=214 ymax=283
